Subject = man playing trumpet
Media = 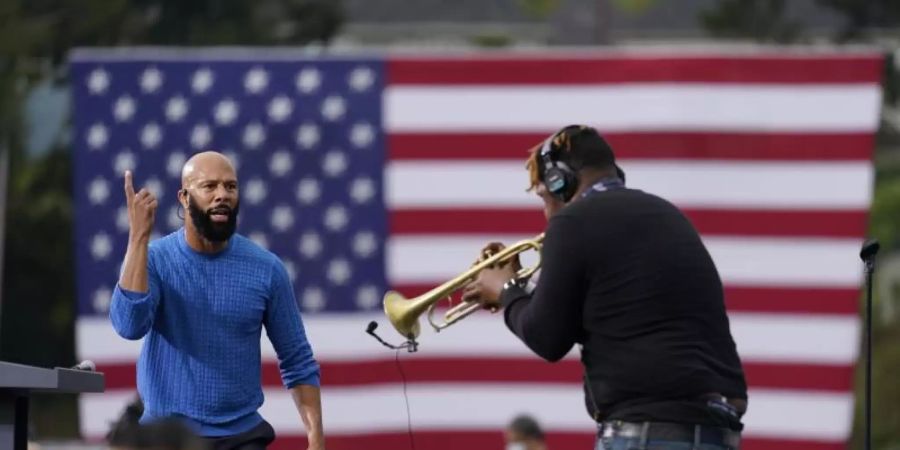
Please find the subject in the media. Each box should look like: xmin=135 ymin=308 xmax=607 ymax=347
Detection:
xmin=462 ymin=125 xmax=748 ymax=450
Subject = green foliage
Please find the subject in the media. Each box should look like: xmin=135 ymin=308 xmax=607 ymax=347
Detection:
xmin=517 ymin=0 xmax=562 ymax=19
xmin=0 ymin=147 xmax=79 ymax=436
xmin=700 ymin=0 xmax=803 ymax=43
xmin=611 ymin=0 xmax=657 ymax=15
xmin=816 ymin=0 xmax=900 ymax=42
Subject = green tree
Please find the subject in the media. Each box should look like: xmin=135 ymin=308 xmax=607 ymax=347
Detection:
xmin=817 ymin=0 xmax=900 ymax=42
xmin=699 ymin=0 xmax=803 ymax=43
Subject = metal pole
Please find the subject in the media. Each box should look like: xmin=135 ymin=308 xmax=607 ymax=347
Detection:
xmin=0 ymin=143 xmax=8 ymax=327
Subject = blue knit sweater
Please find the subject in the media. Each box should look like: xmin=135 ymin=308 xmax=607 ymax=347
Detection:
xmin=109 ymin=229 xmax=320 ymax=436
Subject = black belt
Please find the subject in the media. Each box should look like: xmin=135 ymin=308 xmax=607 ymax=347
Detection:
xmin=598 ymin=421 xmax=741 ymax=448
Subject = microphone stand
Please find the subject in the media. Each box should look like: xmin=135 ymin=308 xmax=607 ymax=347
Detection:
xmin=860 ymin=239 xmax=880 ymax=450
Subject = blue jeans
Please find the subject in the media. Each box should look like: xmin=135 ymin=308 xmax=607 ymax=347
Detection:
xmin=595 ymin=436 xmax=736 ymax=450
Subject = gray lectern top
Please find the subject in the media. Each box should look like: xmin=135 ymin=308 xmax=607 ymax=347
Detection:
xmin=0 ymin=361 xmax=104 ymax=393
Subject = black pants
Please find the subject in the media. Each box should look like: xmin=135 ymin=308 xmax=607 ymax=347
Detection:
xmin=204 ymin=420 xmax=276 ymax=450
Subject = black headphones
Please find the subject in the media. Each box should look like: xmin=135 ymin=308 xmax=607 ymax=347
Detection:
xmin=539 ymin=126 xmax=580 ymax=203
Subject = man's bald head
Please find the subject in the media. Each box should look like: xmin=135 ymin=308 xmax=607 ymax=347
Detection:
xmin=181 ymin=151 xmax=237 ymax=189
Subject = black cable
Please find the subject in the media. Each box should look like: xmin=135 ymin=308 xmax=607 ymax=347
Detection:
xmin=395 ymin=348 xmax=416 ymax=450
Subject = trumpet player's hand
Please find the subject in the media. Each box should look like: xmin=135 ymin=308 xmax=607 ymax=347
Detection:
xmin=461 ymin=264 xmax=517 ymax=310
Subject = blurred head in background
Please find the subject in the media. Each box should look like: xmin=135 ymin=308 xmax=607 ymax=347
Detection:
xmin=504 ymin=414 xmax=546 ymax=450
xmin=108 ymin=416 xmax=207 ymax=450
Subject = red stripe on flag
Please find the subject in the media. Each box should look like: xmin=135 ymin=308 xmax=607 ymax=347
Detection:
xmin=388 ymin=56 xmax=883 ymax=85
xmin=389 ymin=132 xmax=874 ymax=161
xmin=392 ymin=284 xmax=859 ymax=315
xmin=390 ymin=208 xmax=868 ymax=238
xmin=96 ymin=359 xmax=851 ymax=392
xmin=270 ymin=432 xmax=845 ymax=450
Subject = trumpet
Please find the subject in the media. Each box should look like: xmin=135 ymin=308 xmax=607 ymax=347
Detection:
xmin=383 ymin=233 xmax=545 ymax=339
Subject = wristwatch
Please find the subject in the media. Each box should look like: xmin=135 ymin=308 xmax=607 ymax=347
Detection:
xmin=502 ymin=278 xmax=522 ymax=292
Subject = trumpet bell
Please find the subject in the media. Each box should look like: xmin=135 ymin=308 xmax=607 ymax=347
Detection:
xmin=383 ymin=290 xmax=421 ymax=339
xmin=381 ymin=232 xmax=545 ymax=341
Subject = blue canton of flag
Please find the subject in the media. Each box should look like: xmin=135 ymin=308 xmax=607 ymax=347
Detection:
xmin=70 ymin=53 xmax=388 ymax=317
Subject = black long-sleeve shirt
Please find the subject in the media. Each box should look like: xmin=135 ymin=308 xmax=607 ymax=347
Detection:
xmin=499 ymin=187 xmax=747 ymax=430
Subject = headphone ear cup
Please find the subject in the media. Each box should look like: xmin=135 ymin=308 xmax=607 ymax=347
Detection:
xmin=543 ymin=167 xmax=567 ymax=197
xmin=543 ymin=162 xmax=579 ymax=202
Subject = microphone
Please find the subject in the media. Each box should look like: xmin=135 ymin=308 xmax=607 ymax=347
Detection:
xmin=71 ymin=360 xmax=96 ymax=371
xmin=365 ymin=321 xmax=418 ymax=353
xmin=860 ymin=239 xmax=880 ymax=271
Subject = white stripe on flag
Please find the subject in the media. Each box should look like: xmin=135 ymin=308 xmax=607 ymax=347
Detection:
xmin=81 ymin=387 xmax=852 ymax=442
xmin=77 ymin=312 xmax=858 ymax=365
xmin=385 ymin=161 xmax=873 ymax=210
xmin=387 ymin=235 xmax=864 ymax=288
xmin=385 ymin=84 xmax=882 ymax=132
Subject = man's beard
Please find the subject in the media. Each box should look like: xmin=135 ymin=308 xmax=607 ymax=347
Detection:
xmin=187 ymin=194 xmax=239 ymax=243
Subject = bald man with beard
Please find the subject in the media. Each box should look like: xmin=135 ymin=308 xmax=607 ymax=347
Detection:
xmin=109 ymin=151 xmax=325 ymax=450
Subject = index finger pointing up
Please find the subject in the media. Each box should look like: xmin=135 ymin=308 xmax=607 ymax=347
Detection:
xmin=124 ymin=170 xmax=135 ymax=204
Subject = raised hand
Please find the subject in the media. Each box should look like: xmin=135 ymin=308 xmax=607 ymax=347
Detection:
xmin=124 ymin=170 xmax=157 ymax=240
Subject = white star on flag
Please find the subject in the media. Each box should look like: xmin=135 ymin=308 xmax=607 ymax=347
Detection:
xmin=322 ymin=151 xmax=348 ymax=177
xmin=321 ymin=95 xmax=347 ymax=121
xmin=167 ymin=152 xmax=187 ymax=178
xmin=349 ymin=177 xmax=376 ymax=204
xmin=140 ymin=67 xmax=164 ymax=93
xmin=214 ymin=98 xmax=239 ymax=126
xmin=167 ymin=206 xmax=182 ymax=230
xmin=352 ymin=231 xmax=378 ymax=258
xmin=296 ymin=178 xmax=321 ymax=205
xmin=296 ymin=68 xmax=322 ymax=94
xmin=223 ymin=151 xmax=240 ymax=171
xmin=270 ymin=206 xmax=295 ymax=232
xmin=92 ymin=286 xmax=112 ymax=313
xmin=350 ymin=122 xmax=375 ymax=148
xmin=144 ymin=177 xmax=164 ymax=198
xmin=327 ymin=258 xmax=352 ymax=286
xmin=355 ymin=285 xmax=380 ymax=309
xmin=283 ymin=260 xmax=298 ymax=283
xmin=269 ymin=150 xmax=294 ymax=177
xmin=192 ymin=68 xmax=214 ymax=94
xmin=248 ymin=231 xmax=269 ymax=249
xmin=302 ymin=287 xmax=326 ymax=312
xmin=114 ymin=151 xmax=137 ymax=174
xmin=91 ymin=233 xmax=113 ymax=260
xmin=88 ymin=68 xmax=110 ymax=94
xmin=113 ymin=95 xmax=136 ymax=122
xmin=116 ymin=206 xmax=130 ymax=232
xmin=88 ymin=177 xmax=110 ymax=205
xmin=348 ymin=66 xmax=375 ymax=92
xmin=244 ymin=67 xmax=269 ymax=94
xmin=140 ymin=123 xmax=162 ymax=149
xmin=166 ymin=96 xmax=189 ymax=122
xmin=268 ymin=95 xmax=293 ymax=122
xmin=298 ymin=232 xmax=323 ymax=259
xmin=244 ymin=178 xmax=268 ymax=205
xmin=191 ymin=124 xmax=212 ymax=149
xmin=243 ymin=123 xmax=266 ymax=149
xmin=87 ymin=123 xmax=109 ymax=149
xmin=296 ymin=124 xmax=320 ymax=149
xmin=323 ymin=204 xmax=349 ymax=232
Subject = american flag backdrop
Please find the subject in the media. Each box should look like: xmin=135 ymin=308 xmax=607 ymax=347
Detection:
xmin=70 ymin=48 xmax=884 ymax=450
